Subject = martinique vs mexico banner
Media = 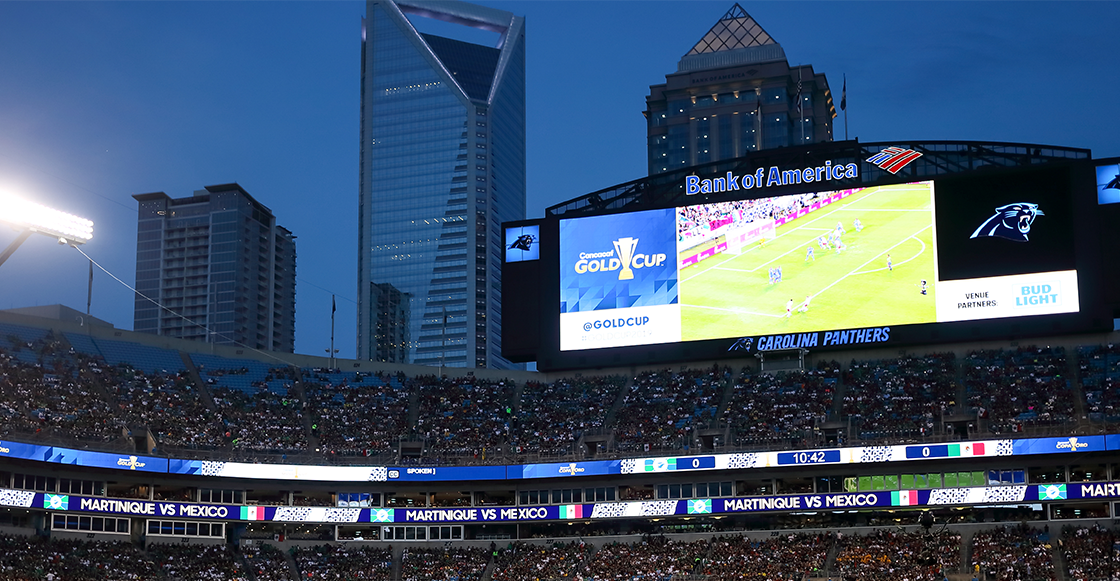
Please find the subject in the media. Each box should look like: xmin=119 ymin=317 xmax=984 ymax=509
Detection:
xmin=559 ymin=208 xmax=680 ymax=350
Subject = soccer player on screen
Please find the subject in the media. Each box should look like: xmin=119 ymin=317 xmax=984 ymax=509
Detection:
xmin=854 ymin=218 xmax=863 ymax=232
xmin=886 ymin=254 xmax=893 ymax=271
xmin=785 ymin=298 xmax=794 ymax=318
xmin=805 ymin=247 xmax=814 ymax=262
xmin=921 ymin=279 xmax=928 ymax=295
xmin=797 ymin=294 xmax=811 ymax=313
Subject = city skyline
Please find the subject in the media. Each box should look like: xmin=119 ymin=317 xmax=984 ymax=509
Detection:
xmin=0 ymin=1 xmax=1116 ymax=360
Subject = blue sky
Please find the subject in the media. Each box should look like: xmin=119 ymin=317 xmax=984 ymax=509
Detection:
xmin=0 ymin=1 xmax=1116 ymax=360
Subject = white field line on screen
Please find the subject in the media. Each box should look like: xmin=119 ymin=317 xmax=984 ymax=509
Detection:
xmin=853 ymin=235 xmax=927 ymax=274
xmin=712 ymin=206 xmax=924 ymax=274
xmin=680 ymin=185 xmax=924 ymax=283
xmin=809 ymin=225 xmax=933 ymax=301
xmin=680 ymin=195 xmax=874 ymax=282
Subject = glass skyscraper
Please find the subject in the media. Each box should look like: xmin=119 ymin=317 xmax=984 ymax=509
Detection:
xmin=358 ymin=0 xmax=525 ymax=369
xmin=646 ymin=4 xmax=836 ymax=175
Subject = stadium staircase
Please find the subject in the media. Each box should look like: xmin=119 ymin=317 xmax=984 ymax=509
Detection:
xmin=390 ymin=544 xmax=404 ymax=580
xmin=281 ymin=547 xmax=301 ymax=580
xmin=479 ymin=555 xmax=497 ymax=581
xmin=286 ymin=367 xmax=319 ymax=452
xmin=1066 ymin=350 xmax=1088 ymax=420
xmin=235 ymin=550 xmax=258 ymax=581
xmin=1049 ymin=528 xmax=1072 ymax=581
xmin=812 ymin=535 xmax=841 ymax=581
xmin=178 ymin=351 xmax=218 ymax=413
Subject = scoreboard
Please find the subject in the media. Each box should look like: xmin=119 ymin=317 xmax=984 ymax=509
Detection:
xmin=502 ymin=151 xmax=1110 ymax=371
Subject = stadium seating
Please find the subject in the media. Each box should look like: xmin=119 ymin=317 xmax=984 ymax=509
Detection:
xmin=835 ymin=529 xmax=961 ymax=581
xmin=614 ymin=367 xmax=729 ymax=452
xmin=1060 ymin=524 xmax=1119 ymax=581
xmin=0 ymin=534 xmax=163 ymax=580
xmin=148 ymin=542 xmax=250 ymax=580
xmin=490 ymin=540 xmax=588 ymax=580
xmin=844 ymin=353 xmax=957 ymax=440
xmin=722 ymin=362 xmax=839 ymax=447
xmin=1078 ymin=344 xmax=1120 ymax=423
xmin=511 ymin=375 xmax=625 ymax=455
xmin=294 ymin=544 xmax=393 ymax=580
xmin=306 ymin=370 xmax=409 ymax=456
xmin=582 ymin=538 xmax=708 ymax=580
xmin=702 ymin=532 xmax=830 ymax=579
xmin=413 ymin=376 xmax=514 ymax=456
xmin=3 ymin=322 xmax=1119 ymax=466
xmin=964 ymin=347 xmax=1075 ymax=433
xmin=971 ymin=524 xmax=1057 ymax=581
xmin=400 ymin=546 xmax=489 ymax=581
xmin=243 ymin=543 xmax=295 ymax=581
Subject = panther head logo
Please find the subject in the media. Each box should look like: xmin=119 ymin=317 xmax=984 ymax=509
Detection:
xmin=728 ymin=337 xmax=754 ymax=352
xmin=509 ymin=234 xmax=535 ymax=252
xmin=969 ymin=203 xmax=1043 ymax=242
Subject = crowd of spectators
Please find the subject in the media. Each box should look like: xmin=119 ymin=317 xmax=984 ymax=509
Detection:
xmin=0 ymin=534 xmax=161 ymax=580
xmin=490 ymin=540 xmax=588 ymax=580
xmin=582 ymin=538 xmax=707 ymax=580
xmin=971 ymin=524 xmax=1057 ymax=581
xmin=722 ymin=362 xmax=839 ymax=447
xmin=147 ymin=543 xmax=249 ymax=580
xmin=400 ymin=546 xmax=489 ymax=581
xmin=964 ymin=347 xmax=1075 ymax=433
xmin=1079 ymin=344 xmax=1120 ymax=423
xmin=211 ymin=388 xmax=308 ymax=452
xmin=108 ymin=365 xmax=227 ymax=449
xmin=413 ymin=377 xmax=514 ymax=456
xmin=242 ymin=543 xmax=294 ymax=581
xmin=1060 ymin=525 xmax=1119 ymax=581
xmin=835 ymin=529 xmax=961 ymax=581
xmin=512 ymin=376 xmax=625 ymax=456
xmin=306 ymin=371 xmax=409 ymax=456
xmin=614 ymin=367 xmax=728 ymax=451
xmin=4 ymin=316 xmax=1120 ymax=467
xmin=702 ymin=532 xmax=829 ymax=579
xmin=677 ymin=192 xmax=823 ymax=246
xmin=0 ymin=346 xmax=125 ymax=444
xmin=843 ymin=354 xmax=958 ymax=440
xmin=294 ymin=544 xmax=393 ymax=580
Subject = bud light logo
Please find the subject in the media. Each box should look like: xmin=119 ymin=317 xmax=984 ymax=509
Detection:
xmin=1015 ymin=283 xmax=1059 ymax=308
xmin=583 ymin=316 xmax=651 ymax=332
xmin=573 ymin=237 xmax=667 ymax=281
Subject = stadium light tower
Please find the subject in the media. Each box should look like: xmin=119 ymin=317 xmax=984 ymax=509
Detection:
xmin=0 ymin=191 xmax=94 ymax=268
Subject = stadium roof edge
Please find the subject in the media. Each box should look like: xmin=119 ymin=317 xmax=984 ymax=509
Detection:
xmin=545 ymin=139 xmax=1092 ymax=218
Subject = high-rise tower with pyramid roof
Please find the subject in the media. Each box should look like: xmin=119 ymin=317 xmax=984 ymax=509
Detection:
xmin=358 ymin=0 xmax=526 ymax=368
xmin=645 ymin=4 xmax=836 ymax=175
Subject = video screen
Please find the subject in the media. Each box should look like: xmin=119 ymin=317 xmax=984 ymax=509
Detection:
xmin=559 ymin=173 xmax=1079 ymax=351
xmin=1097 ymin=162 xmax=1120 ymax=205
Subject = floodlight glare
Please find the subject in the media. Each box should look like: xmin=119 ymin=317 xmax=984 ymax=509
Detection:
xmin=0 ymin=191 xmax=94 ymax=245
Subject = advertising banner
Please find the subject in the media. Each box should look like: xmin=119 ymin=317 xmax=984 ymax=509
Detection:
xmin=559 ymin=208 xmax=680 ymax=349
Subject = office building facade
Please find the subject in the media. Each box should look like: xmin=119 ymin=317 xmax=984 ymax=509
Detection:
xmin=358 ymin=0 xmax=525 ymax=368
xmin=646 ymin=4 xmax=836 ymax=175
xmin=133 ymin=184 xmax=296 ymax=352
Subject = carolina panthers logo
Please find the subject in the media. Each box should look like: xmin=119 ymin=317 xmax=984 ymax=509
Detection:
xmin=1106 ymin=174 xmax=1120 ymax=190
xmin=508 ymin=234 xmax=535 ymax=252
xmin=969 ymin=203 xmax=1043 ymax=242
xmin=728 ymin=337 xmax=754 ymax=352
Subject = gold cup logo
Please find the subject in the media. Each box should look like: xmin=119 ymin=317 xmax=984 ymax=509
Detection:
xmin=612 ymin=237 xmax=639 ymax=280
